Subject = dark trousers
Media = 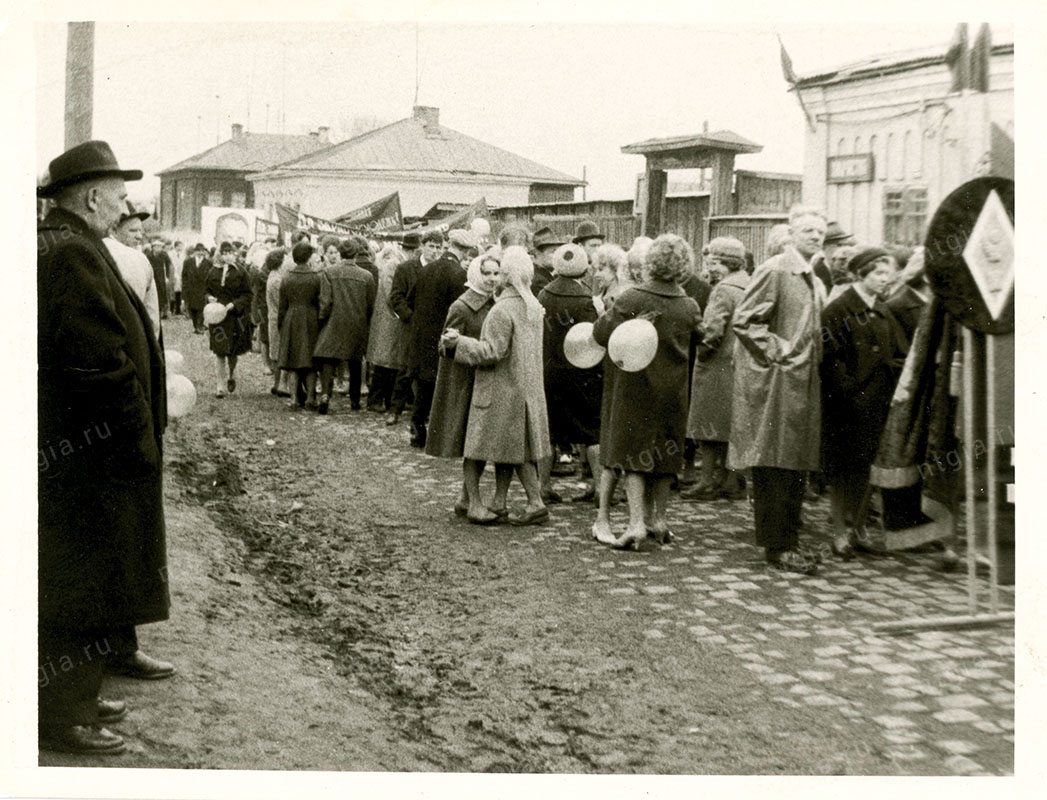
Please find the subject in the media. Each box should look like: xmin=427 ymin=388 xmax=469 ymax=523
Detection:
xmin=369 ymin=365 xmax=398 ymax=410
xmin=189 ymin=308 xmax=204 ymax=332
xmin=171 ymin=291 xmax=182 ymax=316
xmin=751 ymin=467 xmax=805 ymax=555
xmin=411 ymin=378 xmax=436 ymax=430
xmin=389 ymin=369 xmax=415 ymax=415
xmin=317 ymin=358 xmax=362 ymax=406
xmin=38 ymin=626 xmax=111 ymax=731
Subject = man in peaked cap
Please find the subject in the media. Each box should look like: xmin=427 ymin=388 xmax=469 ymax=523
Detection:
xmin=37 ymin=141 xmax=172 ymax=755
xmin=531 ymin=226 xmax=566 ymax=295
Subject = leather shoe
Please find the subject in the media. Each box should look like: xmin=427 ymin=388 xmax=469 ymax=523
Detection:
xmin=39 ymin=725 xmax=126 ymax=755
xmin=317 ymin=394 xmax=330 ymax=415
xmin=105 ymin=650 xmax=176 ymax=680
xmin=508 ymin=507 xmax=549 ymax=526
xmin=97 ymin=698 xmax=127 ymax=724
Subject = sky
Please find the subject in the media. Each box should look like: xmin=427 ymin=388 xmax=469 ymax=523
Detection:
xmin=33 ymin=18 xmax=1013 ymax=211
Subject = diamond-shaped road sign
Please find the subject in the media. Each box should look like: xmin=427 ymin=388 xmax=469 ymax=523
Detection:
xmin=962 ymin=189 xmax=1015 ymax=321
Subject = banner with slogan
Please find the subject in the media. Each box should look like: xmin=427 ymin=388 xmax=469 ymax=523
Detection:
xmin=333 ymin=192 xmax=403 ymax=232
xmin=415 ymin=197 xmax=488 ymax=234
xmin=275 ymin=203 xmax=358 ymax=245
xmin=254 ymin=217 xmax=280 ymax=243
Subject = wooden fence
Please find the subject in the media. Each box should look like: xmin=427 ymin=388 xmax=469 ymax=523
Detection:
xmin=705 ymin=214 xmax=788 ymax=268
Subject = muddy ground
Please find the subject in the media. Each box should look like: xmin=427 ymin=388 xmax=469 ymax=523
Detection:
xmin=38 ymin=317 xmax=1015 ymax=775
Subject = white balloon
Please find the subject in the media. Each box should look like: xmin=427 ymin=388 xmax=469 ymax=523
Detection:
xmin=166 ymin=374 xmax=197 ymax=418
xmin=470 ymin=217 xmax=491 ymax=237
xmin=203 ymin=302 xmax=228 ymax=325
xmin=164 ymin=350 xmax=185 ymax=375
xmin=563 ymin=321 xmax=606 ymax=369
xmin=607 ymin=318 xmax=658 ymax=372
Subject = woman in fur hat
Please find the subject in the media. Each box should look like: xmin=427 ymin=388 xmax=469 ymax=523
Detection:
xmin=821 ymin=247 xmax=909 ymax=559
xmin=538 ymin=243 xmax=604 ymax=504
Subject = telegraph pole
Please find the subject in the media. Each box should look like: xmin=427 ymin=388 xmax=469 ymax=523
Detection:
xmin=64 ymin=22 xmax=94 ymax=149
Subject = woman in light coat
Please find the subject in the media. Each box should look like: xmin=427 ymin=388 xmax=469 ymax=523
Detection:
xmin=442 ymin=246 xmax=551 ymax=526
xmin=685 ymin=237 xmax=750 ymax=500
xmin=427 ymin=251 xmax=501 ymax=521
xmin=366 ymin=243 xmax=406 ymax=411
xmin=266 ymin=248 xmax=293 ymax=397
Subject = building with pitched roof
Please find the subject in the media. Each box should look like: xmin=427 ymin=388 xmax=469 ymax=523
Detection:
xmin=156 ymin=124 xmax=331 ymax=232
xmin=248 ymin=106 xmax=585 ymax=221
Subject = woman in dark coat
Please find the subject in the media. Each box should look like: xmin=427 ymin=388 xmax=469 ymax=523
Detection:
xmin=538 ymin=243 xmax=603 ymax=502
xmin=442 ymin=246 xmax=551 ymax=525
xmin=426 ymin=251 xmax=500 ymax=519
xmin=279 ymin=241 xmax=323 ymax=409
xmin=205 ymin=241 xmax=254 ymax=397
xmin=821 ymin=247 xmax=909 ymax=558
xmin=592 ymin=234 xmax=703 ymax=549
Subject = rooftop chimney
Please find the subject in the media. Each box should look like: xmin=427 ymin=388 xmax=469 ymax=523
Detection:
xmin=317 ymin=126 xmax=330 ymax=144
xmin=231 ymin=123 xmax=244 ymax=139
xmin=413 ymin=105 xmax=440 ymax=133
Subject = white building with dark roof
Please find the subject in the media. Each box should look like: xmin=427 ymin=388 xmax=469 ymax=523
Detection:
xmin=248 ymin=106 xmax=585 ymax=221
xmin=792 ymin=29 xmax=1013 ymax=246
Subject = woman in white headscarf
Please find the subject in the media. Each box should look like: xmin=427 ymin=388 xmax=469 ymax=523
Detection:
xmin=426 ymin=248 xmax=501 ymax=522
xmin=442 ymin=246 xmax=552 ymax=525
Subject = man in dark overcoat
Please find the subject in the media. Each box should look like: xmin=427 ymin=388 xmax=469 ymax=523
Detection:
xmin=182 ymin=243 xmax=212 ymax=333
xmin=146 ymin=239 xmax=172 ymax=320
xmin=37 ymin=141 xmax=170 ymax=755
xmin=385 ymin=231 xmax=433 ymax=425
xmin=406 ymin=228 xmax=476 ymax=447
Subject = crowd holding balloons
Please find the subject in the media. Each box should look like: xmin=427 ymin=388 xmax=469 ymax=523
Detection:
xmin=166 ymin=207 xmax=933 ymax=571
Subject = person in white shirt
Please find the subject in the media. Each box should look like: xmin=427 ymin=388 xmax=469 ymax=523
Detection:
xmin=103 ymin=201 xmax=161 ymax=336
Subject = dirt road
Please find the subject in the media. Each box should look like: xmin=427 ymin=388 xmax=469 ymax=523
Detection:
xmin=39 ymin=318 xmax=1015 ymax=774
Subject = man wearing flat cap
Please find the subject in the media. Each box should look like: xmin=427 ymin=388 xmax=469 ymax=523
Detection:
xmin=37 ymin=141 xmax=171 ymax=755
xmin=406 ymin=228 xmax=476 ymax=447
xmin=104 ymin=200 xmax=161 ymax=334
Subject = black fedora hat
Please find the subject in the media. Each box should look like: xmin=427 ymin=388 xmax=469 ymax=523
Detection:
xmin=401 ymin=232 xmax=421 ymax=250
xmin=116 ymin=200 xmax=150 ymax=225
xmin=571 ymin=219 xmax=604 ymax=244
xmin=38 ymin=140 xmax=143 ymax=198
xmin=533 ymin=226 xmax=566 ymax=250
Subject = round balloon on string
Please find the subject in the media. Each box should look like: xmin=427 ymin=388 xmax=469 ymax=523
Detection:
xmin=470 ymin=218 xmax=491 ymax=238
xmin=203 ymin=302 xmax=228 ymax=326
xmin=563 ymin=322 xmax=606 ymax=369
xmin=164 ymin=350 xmax=185 ymax=375
xmin=608 ymin=318 xmax=658 ymax=372
xmin=166 ymin=374 xmax=197 ymax=418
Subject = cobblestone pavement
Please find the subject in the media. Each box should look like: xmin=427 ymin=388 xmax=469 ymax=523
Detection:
xmin=327 ymin=405 xmax=1015 ymax=775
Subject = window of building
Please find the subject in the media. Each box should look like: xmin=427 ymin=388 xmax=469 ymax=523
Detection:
xmin=883 ymin=186 xmax=928 ymax=246
xmin=230 ymin=191 xmax=246 ymax=208
xmin=207 ymin=190 xmax=223 ymax=207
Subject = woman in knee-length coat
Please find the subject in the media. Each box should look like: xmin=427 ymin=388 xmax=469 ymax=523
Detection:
xmin=426 ymin=251 xmax=500 ymax=519
xmin=442 ymin=246 xmax=551 ymax=525
xmin=591 ymin=234 xmax=703 ymax=549
xmin=278 ymin=241 xmax=323 ymax=408
xmin=205 ymin=241 xmax=254 ymax=397
xmin=821 ymin=247 xmax=908 ymax=558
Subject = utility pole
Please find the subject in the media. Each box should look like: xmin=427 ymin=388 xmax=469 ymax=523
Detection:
xmin=64 ymin=22 xmax=94 ymax=150
xmin=582 ymin=165 xmax=587 ymax=202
